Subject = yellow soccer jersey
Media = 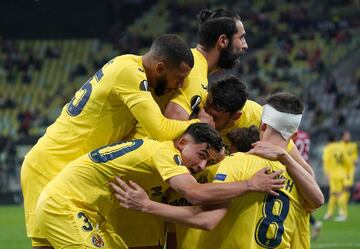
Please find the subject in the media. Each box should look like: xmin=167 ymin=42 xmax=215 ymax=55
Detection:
xmin=170 ymin=48 xmax=208 ymax=116
xmin=323 ymin=142 xmax=350 ymax=179
xmin=341 ymin=141 xmax=358 ymax=173
xmin=194 ymin=153 xmax=305 ymax=249
xmin=25 ymin=55 xmax=196 ymax=177
xmin=41 ymin=139 xmax=190 ymax=238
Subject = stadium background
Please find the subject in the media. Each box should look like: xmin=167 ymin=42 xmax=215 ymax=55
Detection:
xmin=0 ymin=0 xmax=359 ymax=248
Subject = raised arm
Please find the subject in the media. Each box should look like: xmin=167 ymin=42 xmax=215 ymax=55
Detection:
xmin=164 ymin=102 xmax=190 ymax=121
xmin=111 ymin=178 xmax=228 ymax=231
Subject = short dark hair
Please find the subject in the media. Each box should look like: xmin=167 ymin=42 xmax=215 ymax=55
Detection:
xmin=197 ymin=9 xmax=240 ymax=48
xmin=184 ymin=123 xmax=224 ymax=152
xmin=150 ymin=34 xmax=194 ymax=68
xmin=209 ymin=76 xmax=248 ymax=113
xmin=227 ymin=125 xmax=260 ymax=152
xmin=266 ymin=92 xmax=304 ymax=115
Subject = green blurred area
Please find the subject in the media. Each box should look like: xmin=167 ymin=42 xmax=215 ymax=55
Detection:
xmin=1 ymin=204 xmax=359 ymax=249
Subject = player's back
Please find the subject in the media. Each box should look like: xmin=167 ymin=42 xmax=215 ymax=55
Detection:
xmin=198 ymin=153 xmax=305 ymax=249
xmin=25 ymin=55 xmax=146 ymax=176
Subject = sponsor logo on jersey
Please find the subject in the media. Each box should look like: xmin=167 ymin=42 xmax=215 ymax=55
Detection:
xmin=213 ymin=173 xmax=227 ymax=181
xmin=92 ymin=234 xmax=104 ymax=248
xmin=201 ymin=83 xmax=208 ymax=90
xmin=138 ymin=67 xmax=145 ymax=72
xmin=139 ymin=80 xmax=149 ymax=91
xmin=173 ymin=155 xmax=183 ymax=165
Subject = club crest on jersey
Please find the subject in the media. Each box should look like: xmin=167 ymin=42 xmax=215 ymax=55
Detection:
xmin=92 ymin=234 xmax=104 ymax=248
xmin=190 ymin=95 xmax=202 ymax=111
xmin=173 ymin=155 xmax=183 ymax=165
xmin=139 ymin=80 xmax=149 ymax=91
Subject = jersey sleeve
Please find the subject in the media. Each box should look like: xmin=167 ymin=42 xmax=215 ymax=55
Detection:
xmin=152 ymin=144 xmax=190 ymax=182
xmin=113 ymin=65 xmax=199 ymax=141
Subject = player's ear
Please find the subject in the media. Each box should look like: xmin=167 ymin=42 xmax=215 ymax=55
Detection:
xmin=291 ymin=131 xmax=298 ymax=140
xmin=260 ymin=123 xmax=267 ymax=132
xmin=176 ymin=135 xmax=189 ymax=150
xmin=154 ymin=61 xmax=166 ymax=76
xmin=217 ymin=34 xmax=229 ymax=49
xmin=231 ymin=111 xmax=242 ymax=121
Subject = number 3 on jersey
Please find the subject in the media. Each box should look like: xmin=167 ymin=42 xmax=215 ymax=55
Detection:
xmin=255 ymin=191 xmax=290 ymax=248
xmin=67 ymin=68 xmax=104 ymax=116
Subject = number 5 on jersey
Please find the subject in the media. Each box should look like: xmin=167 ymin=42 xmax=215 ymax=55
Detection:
xmin=67 ymin=68 xmax=104 ymax=116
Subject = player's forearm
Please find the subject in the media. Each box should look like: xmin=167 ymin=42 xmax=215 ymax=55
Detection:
xmin=289 ymin=146 xmax=314 ymax=176
xmin=144 ymin=201 xmax=222 ymax=231
xmin=132 ymin=100 xmax=198 ymax=141
xmin=183 ymin=181 xmax=251 ymax=205
xmin=280 ymin=153 xmax=324 ymax=210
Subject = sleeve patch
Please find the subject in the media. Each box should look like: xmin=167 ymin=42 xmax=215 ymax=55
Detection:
xmin=139 ymin=80 xmax=149 ymax=91
xmin=213 ymin=173 xmax=227 ymax=181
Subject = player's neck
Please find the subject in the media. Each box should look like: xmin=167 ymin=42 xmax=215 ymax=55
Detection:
xmin=195 ymin=44 xmax=218 ymax=74
xmin=262 ymin=132 xmax=288 ymax=149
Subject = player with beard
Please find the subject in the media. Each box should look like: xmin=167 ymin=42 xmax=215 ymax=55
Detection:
xmin=20 ymin=34 xmax=214 ymax=249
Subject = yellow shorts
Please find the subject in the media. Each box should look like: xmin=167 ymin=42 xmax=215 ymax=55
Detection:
xmin=20 ymin=159 xmax=52 ymax=243
xmin=35 ymin=192 xmax=127 ymax=249
xmin=110 ymin=208 xmax=165 ymax=247
xmin=329 ymin=178 xmax=345 ymax=193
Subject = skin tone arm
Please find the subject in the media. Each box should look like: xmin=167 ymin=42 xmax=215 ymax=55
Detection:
xmin=164 ymin=102 xmax=190 ymax=121
xmin=249 ymin=141 xmax=324 ymax=211
xmin=111 ymin=167 xmax=285 ymax=207
xmin=111 ymin=178 xmax=228 ymax=231
xmin=288 ymin=145 xmax=315 ymax=176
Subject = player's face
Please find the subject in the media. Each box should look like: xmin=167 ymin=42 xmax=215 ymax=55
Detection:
xmin=177 ymin=136 xmax=211 ymax=174
xmin=204 ymin=95 xmax=236 ymax=131
xmin=342 ymin=131 xmax=351 ymax=142
xmin=218 ymin=20 xmax=248 ymax=69
xmin=155 ymin=62 xmax=191 ymax=96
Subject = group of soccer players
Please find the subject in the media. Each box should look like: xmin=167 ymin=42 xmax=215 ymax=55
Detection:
xmin=20 ymin=8 xmax=324 ymax=249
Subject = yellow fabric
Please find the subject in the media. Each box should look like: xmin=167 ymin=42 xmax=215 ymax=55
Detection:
xmin=35 ymin=139 xmax=190 ymax=247
xmin=170 ymin=48 xmax=209 ymax=115
xmin=21 ymin=55 xmax=194 ymax=239
xmin=185 ymin=153 xmax=305 ymax=249
xmin=323 ymin=142 xmax=350 ymax=180
xmin=341 ymin=141 xmax=358 ymax=186
xmin=35 ymin=192 xmax=127 ymax=249
xmin=291 ymin=210 xmax=310 ymax=249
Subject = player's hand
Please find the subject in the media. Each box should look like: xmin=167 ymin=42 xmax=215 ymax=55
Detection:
xmin=247 ymin=167 xmax=285 ymax=196
xmin=248 ymin=141 xmax=287 ymax=161
xmin=110 ymin=176 xmax=150 ymax=212
xmin=197 ymin=108 xmax=215 ymax=127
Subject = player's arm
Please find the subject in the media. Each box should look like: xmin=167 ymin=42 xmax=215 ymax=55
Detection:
xmin=111 ymin=178 xmax=228 ymax=231
xmin=164 ymin=101 xmax=190 ymax=121
xmin=250 ymin=141 xmax=324 ymax=211
xmin=167 ymin=167 xmax=284 ymax=205
xmin=288 ymin=140 xmax=315 ymax=177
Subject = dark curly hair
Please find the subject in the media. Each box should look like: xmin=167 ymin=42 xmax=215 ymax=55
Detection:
xmin=227 ymin=126 xmax=260 ymax=152
xmin=184 ymin=123 xmax=224 ymax=152
xmin=197 ymin=8 xmax=241 ymax=49
xmin=208 ymin=75 xmax=248 ymax=113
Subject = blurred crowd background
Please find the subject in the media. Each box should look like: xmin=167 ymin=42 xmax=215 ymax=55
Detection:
xmin=0 ymin=0 xmax=359 ymax=203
